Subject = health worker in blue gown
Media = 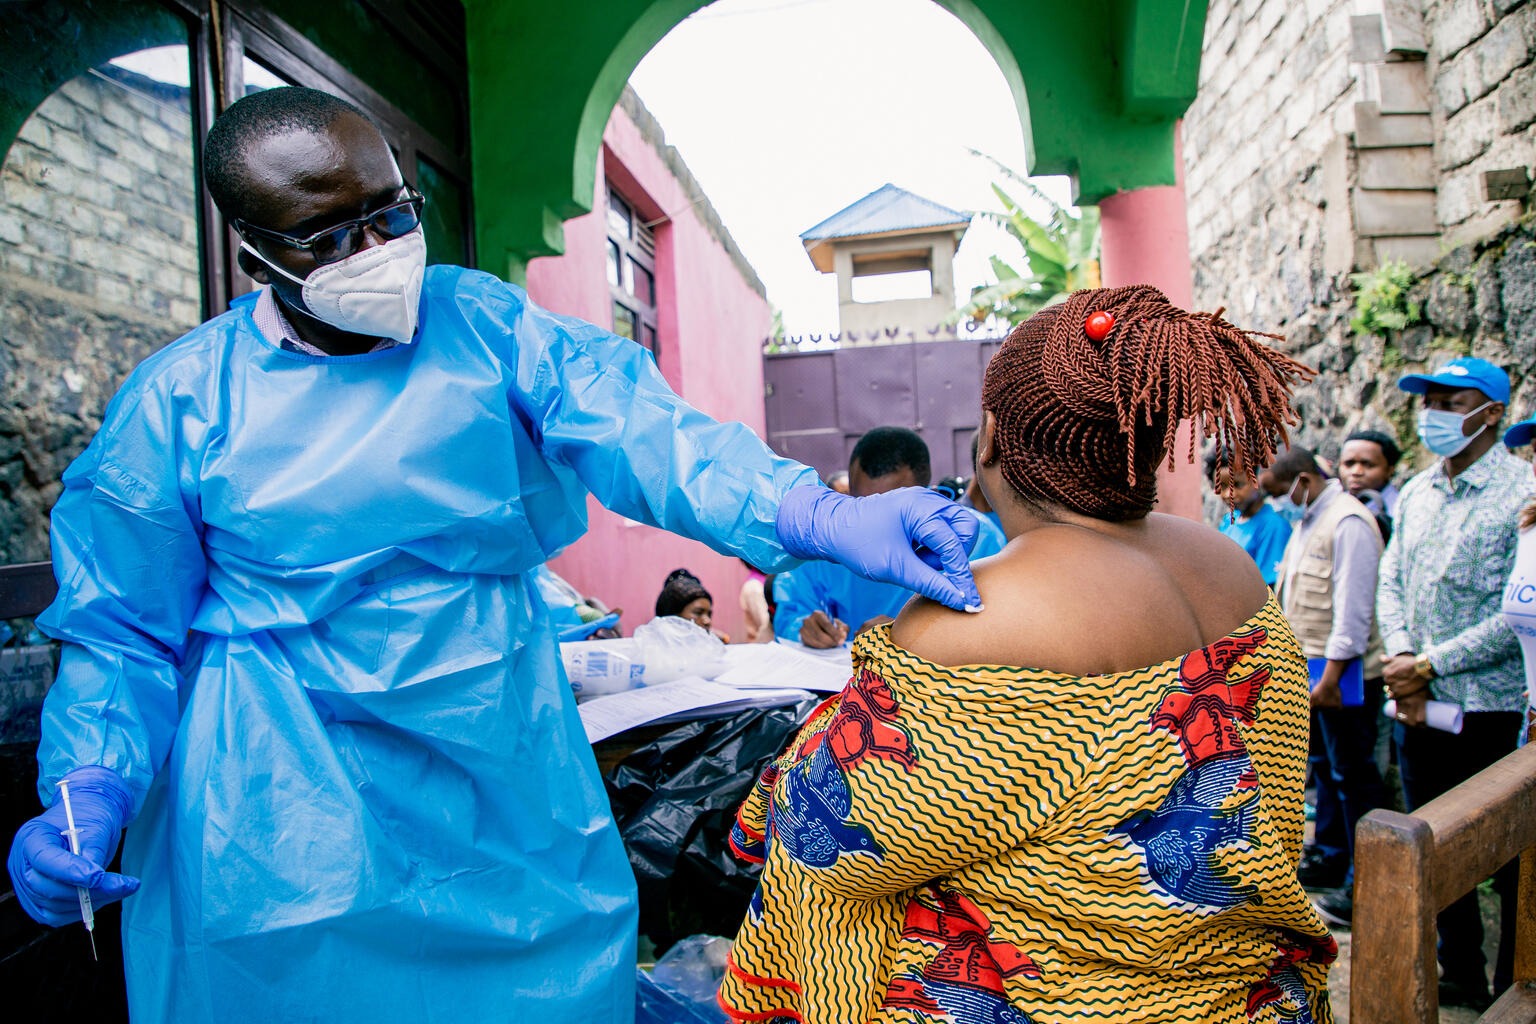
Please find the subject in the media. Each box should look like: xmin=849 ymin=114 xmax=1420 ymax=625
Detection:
xmin=5 ymin=87 xmax=982 ymax=1024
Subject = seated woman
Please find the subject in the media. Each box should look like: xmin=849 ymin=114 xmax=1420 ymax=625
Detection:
xmin=655 ymin=567 xmax=730 ymax=643
xmin=722 ymin=286 xmax=1336 ymax=1024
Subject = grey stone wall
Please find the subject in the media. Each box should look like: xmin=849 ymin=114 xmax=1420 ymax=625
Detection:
xmin=0 ymin=66 xmax=201 ymax=563
xmin=1183 ymin=0 xmax=1534 ymax=487
xmin=1426 ymin=0 xmax=1536 ymax=239
xmin=1184 ymin=0 xmax=1359 ymax=336
xmin=1284 ymin=218 xmax=1535 ymax=478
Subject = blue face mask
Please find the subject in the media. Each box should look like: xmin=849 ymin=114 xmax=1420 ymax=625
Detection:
xmin=1272 ymin=478 xmax=1308 ymax=524
xmin=1417 ymin=401 xmax=1492 ymax=458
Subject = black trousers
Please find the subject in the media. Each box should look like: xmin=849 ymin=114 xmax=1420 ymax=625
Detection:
xmin=1395 ymin=710 xmax=1523 ymax=991
xmin=1311 ymin=677 xmax=1389 ymax=880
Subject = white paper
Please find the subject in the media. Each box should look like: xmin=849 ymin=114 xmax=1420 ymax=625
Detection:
xmin=579 ymin=676 xmax=814 ymax=743
xmin=1383 ymin=698 xmax=1464 ymax=734
xmin=710 ymin=641 xmax=851 ymax=693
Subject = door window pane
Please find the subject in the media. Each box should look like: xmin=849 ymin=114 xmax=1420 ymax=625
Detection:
xmin=606 ymin=192 xmax=632 ymax=240
xmin=417 ymin=155 xmax=469 ymax=266
xmin=613 ymin=302 xmax=637 ymax=340
xmin=1 ymin=44 xmax=201 ymax=563
xmin=606 ymin=240 xmax=622 ymax=288
xmin=630 ymin=260 xmax=653 ymax=306
xmin=240 ymin=55 xmax=291 ymax=95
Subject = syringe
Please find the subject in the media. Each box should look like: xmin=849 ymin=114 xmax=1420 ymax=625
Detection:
xmin=56 ymin=778 xmax=98 ymax=961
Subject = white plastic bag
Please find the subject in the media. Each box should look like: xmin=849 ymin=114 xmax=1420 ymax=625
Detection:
xmin=561 ymin=616 xmax=726 ymax=698
xmin=649 ymin=934 xmax=732 ymax=1008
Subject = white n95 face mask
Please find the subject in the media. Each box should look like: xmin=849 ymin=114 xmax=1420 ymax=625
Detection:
xmin=241 ymin=230 xmax=427 ymax=344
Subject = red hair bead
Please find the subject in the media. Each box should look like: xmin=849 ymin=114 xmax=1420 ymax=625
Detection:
xmin=1085 ymin=310 xmax=1115 ymax=341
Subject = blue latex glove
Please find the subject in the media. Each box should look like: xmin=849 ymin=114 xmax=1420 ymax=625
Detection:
xmin=7 ymin=765 xmax=139 ymax=926
xmin=775 ymin=485 xmax=983 ymax=612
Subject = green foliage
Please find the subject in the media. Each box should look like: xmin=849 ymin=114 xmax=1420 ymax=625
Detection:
xmin=1349 ymin=260 xmax=1422 ymax=335
xmin=947 ymin=151 xmax=1102 ymax=327
xmin=764 ymin=309 xmax=786 ymax=353
xmin=1430 ymin=334 xmax=1472 ymax=356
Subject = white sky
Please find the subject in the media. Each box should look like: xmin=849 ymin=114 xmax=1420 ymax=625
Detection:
xmin=629 ymin=0 xmax=1075 ymax=338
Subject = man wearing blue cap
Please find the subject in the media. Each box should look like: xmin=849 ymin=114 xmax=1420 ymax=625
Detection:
xmin=1376 ymin=357 xmax=1533 ymax=1009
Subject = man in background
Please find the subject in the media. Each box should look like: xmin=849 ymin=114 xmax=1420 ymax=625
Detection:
xmin=1378 ymin=358 xmax=1533 ymax=1009
xmin=776 ymin=427 xmax=1005 ymax=647
xmin=1338 ymin=429 xmax=1402 ymax=542
xmin=1259 ymin=445 xmax=1387 ymax=927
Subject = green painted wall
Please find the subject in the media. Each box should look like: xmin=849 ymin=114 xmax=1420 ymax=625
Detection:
xmin=464 ymin=0 xmax=1209 ymax=279
xmin=0 ymin=1 xmax=1209 ymax=286
xmin=0 ymin=0 xmax=189 ymax=161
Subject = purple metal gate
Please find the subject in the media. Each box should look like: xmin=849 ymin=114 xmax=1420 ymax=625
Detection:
xmin=763 ymin=337 xmax=1005 ymax=482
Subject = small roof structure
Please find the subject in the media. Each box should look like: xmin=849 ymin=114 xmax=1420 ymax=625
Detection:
xmin=800 ymin=183 xmax=970 ymax=273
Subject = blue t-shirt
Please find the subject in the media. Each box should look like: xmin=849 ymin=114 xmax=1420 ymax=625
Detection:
xmin=1218 ymin=502 xmax=1292 ymax=585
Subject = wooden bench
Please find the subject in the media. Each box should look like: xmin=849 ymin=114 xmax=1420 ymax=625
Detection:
xmin=1353 ymin=741 xmax=1536 ymax=1022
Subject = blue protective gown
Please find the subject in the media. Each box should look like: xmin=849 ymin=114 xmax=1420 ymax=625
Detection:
xmin=771 ymin=508 xmax=1005 ymax=640
xmin=35 ymin=266 xmax=817 ymax=1023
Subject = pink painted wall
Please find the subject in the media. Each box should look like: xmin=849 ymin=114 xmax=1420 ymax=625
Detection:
xmin=1099 ymin=124 xmax=1202 ymax=521
xmin=526 ymin=95 xmax=774 ymax=640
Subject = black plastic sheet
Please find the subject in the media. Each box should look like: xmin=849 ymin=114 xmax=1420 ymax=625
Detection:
xmin=605 ymin=698 xmax=820 ymax=955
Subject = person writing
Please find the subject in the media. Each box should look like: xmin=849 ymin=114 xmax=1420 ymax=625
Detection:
xmin=774 ymin=427 xmax=1005 ymax=648
xmin=5 ymin=87 xmax=982 ymax=1023
xmin=723 ymin=286 xmax=1334 ymax=1023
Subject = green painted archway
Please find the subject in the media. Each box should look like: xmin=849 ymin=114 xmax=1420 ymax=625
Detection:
xmin=464 ymin=0 xmax=1209 ymax=279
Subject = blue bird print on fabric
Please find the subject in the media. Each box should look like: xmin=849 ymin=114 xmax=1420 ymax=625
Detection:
xmin=1113 ymin=755 xmax=1261 ymax=909
xmin=771 ymin=740 xmax=883 ymax=868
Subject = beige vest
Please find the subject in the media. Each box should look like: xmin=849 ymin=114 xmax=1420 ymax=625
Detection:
xmin=1277 ymin=488 xmax=1385 ymax=668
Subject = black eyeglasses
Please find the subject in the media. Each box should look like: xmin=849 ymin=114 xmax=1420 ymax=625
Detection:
xmin=237 ymin=187 xmax=425 ymax=265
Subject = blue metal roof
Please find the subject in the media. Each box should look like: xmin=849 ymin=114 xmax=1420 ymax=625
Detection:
xmin=800 ymin=183 xmax=970 ymax=241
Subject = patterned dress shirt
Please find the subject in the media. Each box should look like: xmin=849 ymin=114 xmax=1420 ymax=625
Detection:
xmin=1377 ymin=443 xmax=1536 ymax=712
xmin=253 ymin=286 xmax=397 ymax=356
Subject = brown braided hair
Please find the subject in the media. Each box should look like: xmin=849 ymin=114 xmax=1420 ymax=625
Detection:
xmin=980 ymin=285 xmax=1314 ymax=522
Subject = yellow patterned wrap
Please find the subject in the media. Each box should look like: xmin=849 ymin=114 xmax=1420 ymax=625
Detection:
xmin=721 ymin=595 xmax=1335 ymax=1024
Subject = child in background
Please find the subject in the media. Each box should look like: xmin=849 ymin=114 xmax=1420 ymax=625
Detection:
xmin=655 ymin=568 xmax=730 ymax=643
xmin=1205 ymin=446 xmax=1292 ymax=586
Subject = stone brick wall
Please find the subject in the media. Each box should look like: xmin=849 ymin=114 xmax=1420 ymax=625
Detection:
xmin=1183 ymin=0 xmax=1534 ymax=499
xmin=1426 ymin=0 xmax=1536 ymax=238
xmin=1184 ymin=0 xmax=1359 ymax=336
xmin=0 ymin=67 xmax=201 ymax=563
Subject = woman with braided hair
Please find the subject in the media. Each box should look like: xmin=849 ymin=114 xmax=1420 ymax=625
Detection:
xmin=721 ymin=286 xmax=1337 ymax=1023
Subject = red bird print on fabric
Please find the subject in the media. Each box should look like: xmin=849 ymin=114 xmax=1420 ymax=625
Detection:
xmin=827 ymin=668 xmax=917 ymax=770
xmin=1151 ymin=628 xmax=1271 ymax=767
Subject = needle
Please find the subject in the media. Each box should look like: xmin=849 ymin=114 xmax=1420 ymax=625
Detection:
xmin=56 ymin=779 xmax=98 ymax=961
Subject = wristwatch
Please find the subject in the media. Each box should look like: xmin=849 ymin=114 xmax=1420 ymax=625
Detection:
xmin=1413 ymin=652 xmax=1435 ymax=680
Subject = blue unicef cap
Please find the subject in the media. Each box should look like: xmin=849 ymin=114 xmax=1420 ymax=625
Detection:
xmin=1396 ymin=357 xmax=1510 ymax=403
xmin=1506 ymin=415 xmax=1536 ymax=448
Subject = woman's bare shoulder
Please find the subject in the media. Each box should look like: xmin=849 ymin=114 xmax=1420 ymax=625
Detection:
xmin=891 ymin=516 xmax=1271 ymax=673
